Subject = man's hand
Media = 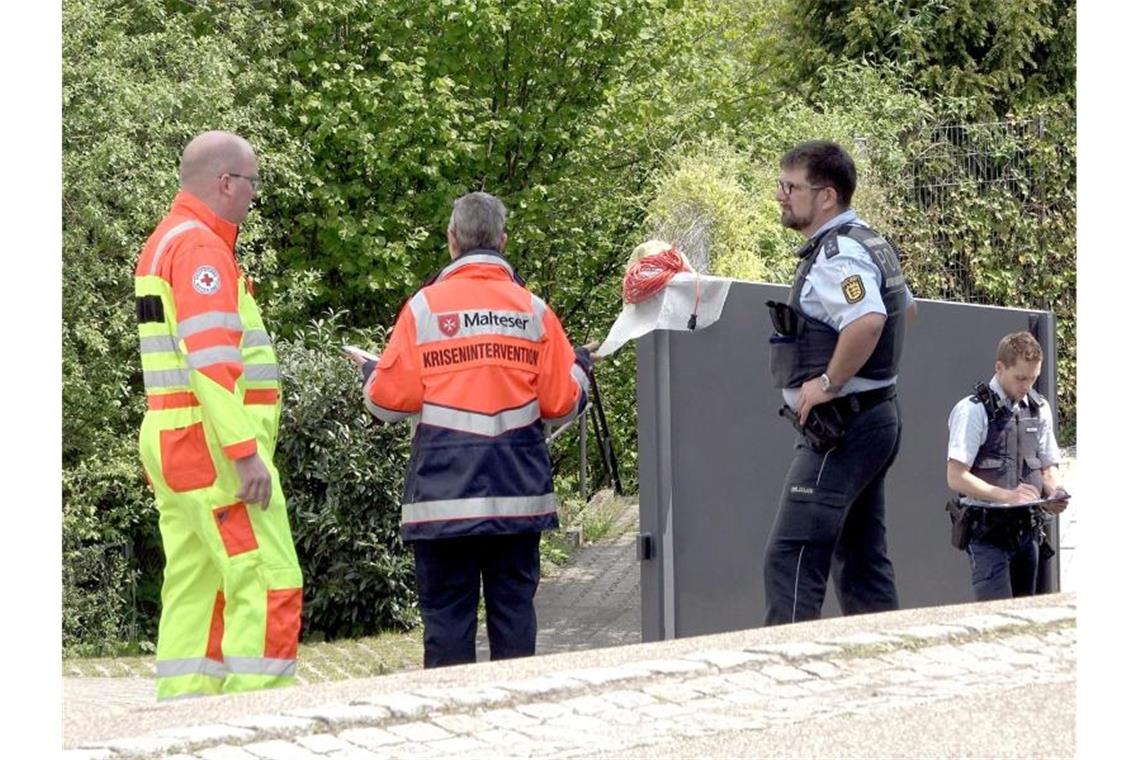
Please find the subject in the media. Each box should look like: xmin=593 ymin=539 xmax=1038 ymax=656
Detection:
xmin=579 ymin=339 xmax=602 ymax=365
xmin=235 ymin=452 xmax=272 ymax=510
xmin=1002 ymin=482 xmax=1042 ymax=506
xmin=1041 ymin=486 xmax=1070 ymax=515
xmin=343 ymin=345 xmax=376 ymax=368
xmin=797 ymin=375 xmax=836 ymax=426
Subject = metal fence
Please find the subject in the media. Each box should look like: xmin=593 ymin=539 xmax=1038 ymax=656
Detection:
xmin=892 ymin=115 xmax=1073 ymax=309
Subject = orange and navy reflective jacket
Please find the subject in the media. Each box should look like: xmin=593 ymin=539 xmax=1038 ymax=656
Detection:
xmin=135 ymin=190 xmax=280 ymax=458
xmin=363 ymin=250 xmax=590 ymax=541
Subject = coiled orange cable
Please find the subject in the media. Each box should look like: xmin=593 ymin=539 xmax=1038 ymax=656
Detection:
xmin=622 ymin=247 xmax=692 ymax=304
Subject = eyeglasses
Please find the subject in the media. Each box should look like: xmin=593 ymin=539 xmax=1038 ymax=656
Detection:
xmin=776 ymin=179 xmax=827 ymax=195
xmin=220 ymin=172 xmax=261 ymax=193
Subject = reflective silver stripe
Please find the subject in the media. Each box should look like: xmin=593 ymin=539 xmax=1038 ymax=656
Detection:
xmin=411 ymin=298 xmax=544 ymax=345
xmin=149 ymin=220 xmax=209 ymax=275
xmin=155 ymin=657 xmax=227 ymax=680
xmin=408 ymin=292 xmax=434 ymax=344
xmin=244 ymin=363 xmax=280 ymax=381
xmin=420 ymin=400 xmax=540 ymax=437
xmin=139 ymin=335 xmax=180 ymax=355
xmin=187 ymin=345 xmax=244 ymax=369
xmin=402 ymin=493 xmax=557 ymax=524
xmin=571 ymin=363 xmax=590 ymax=393
xmin=530 ymin=294 xmax=548 ymax=338
xmin=242 ymin=329 xmax=273 ymax=348
xmin=224 ymin=656 xmax=296 ymax=677
xmin=363 ymin=371 xmax=414 ymax=422
xmin=178 ymin=311 xmax=245 ymax=339
xmin=438 ymin=253 xmax=516 ymax=281
xmin=144 ymin=368 xmax=191 ymax=388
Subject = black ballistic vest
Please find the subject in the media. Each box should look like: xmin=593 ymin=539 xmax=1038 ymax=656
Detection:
xmin=968 ymin=387 xmax=1046 ymax=496
xmin=769 ymin=223 xmax=908 ymax=389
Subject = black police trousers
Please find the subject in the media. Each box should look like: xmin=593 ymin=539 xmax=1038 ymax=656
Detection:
xmin=967 ymin=527 xmax=1039 ymax=601
xmin=764 ymin=396 xmax=902 ymax=625
xmin=412 ymin=531 xmax=541 ymax=668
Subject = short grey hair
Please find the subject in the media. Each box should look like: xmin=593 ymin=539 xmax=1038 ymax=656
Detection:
xmin=449 ymin=192 xmax=508 ymax=252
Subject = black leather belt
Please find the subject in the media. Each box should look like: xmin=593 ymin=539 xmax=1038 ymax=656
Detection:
xmin=829 ymin=385 xmax=896 ymax=417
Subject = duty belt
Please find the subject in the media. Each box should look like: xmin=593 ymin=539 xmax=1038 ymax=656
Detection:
xmin=827 ymin=385 xmax=896 ymax=421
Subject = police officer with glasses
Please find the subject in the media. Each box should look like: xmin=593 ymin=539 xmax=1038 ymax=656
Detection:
xmin=946 ymin=331 xmax=1069 ymax=601
xmin=763 ymin=140 xmax=917 ymax=626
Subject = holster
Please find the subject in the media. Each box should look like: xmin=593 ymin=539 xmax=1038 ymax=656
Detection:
xmin=779 ymin=403 xmax=847 ymax=451
xmin=1033 ymin=508 xmax=1057 ymax=561
xmin=946 ymin=499 xmax=975 ymax=551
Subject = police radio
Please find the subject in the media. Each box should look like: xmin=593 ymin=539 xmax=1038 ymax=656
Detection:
xmin=972 ymin=381 xmax=1000 ymax=422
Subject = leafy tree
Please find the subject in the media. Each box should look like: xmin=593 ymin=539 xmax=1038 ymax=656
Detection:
xmin=62 ymin=0 xmax=300 ymax=651
xmin=772 ymin=0 xmax=1075 ymax=117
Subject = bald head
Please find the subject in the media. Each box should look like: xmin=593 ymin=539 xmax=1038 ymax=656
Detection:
xmin=179 ymin=131 xmax=259 ymax=224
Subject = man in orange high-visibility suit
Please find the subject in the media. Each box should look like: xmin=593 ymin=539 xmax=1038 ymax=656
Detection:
xmin=135 ymin=131 xmax=303 ymax=699
xmin=347 ymin=191 xmax=594 ymax=667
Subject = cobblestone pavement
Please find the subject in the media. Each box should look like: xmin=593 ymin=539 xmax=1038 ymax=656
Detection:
xmin=64 ymin=593 xmax=1075 ymax=758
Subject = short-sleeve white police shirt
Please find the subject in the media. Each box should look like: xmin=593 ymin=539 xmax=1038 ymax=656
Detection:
xmin=946 ymin=375 xmax=1062 ymax=505
xmin=782 ymin=210 xmax=915 ymax=407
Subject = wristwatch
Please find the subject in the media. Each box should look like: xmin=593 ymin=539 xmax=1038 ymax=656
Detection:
xmin=819 ymin=373 xmax=833 ymax=393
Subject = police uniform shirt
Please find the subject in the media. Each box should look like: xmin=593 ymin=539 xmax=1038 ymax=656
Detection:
xmin=782 ymin=209 xmax=916 ymax=408
xmin=946 ymin=375 xmax=1062 ymax=506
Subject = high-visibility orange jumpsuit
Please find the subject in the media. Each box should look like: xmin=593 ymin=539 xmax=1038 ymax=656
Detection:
xmin=135 ymin=190 xmax=303 ymax=699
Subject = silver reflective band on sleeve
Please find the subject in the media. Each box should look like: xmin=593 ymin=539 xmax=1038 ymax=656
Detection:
xmin=187 ymin=345 xmax=244 ymax=369
xmin=530 ymin=294 xmax=548 ymax=338
xmin=223 ymin=656 xmax=296 ymax=677
xmin=241 ymin=329 xmax=273 ymax=348
xmin=177 ymin=311 xmax=245 ymax=339
xmin=363 ymin=371 xmax=414 ymax=422
xmin=155 ymin=657 xmax=228 ymax=680
xmin=139 ymin=335 xmax=180 ymax=355
xmin=149 ymin=220 xmax=209 ymax=275
xmin=408 ymin=291 xmax=432 ymax=337
xmin=571 ymin=363 xmax=590 ymax=393
xmin=144 ymin=368 xmax=192 ymax=389
xmin=402 ymin=493 xmax=557 ymax=524
xmin=420 ymin=400 xmax=540 ymax=436
xmin=243 ymin=363 xmax=280 ymax=381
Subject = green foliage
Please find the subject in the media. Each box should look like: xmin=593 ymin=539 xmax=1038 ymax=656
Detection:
xmin=643 ymin=139 xmax=794 ymax=282
xmin=61 ymin=0 xmax=295 ymax=654
xmin=61 ymin=0 xmax=1075 ymax=652
xmin=773 ymin=0 xmax=1075 ymax=117
xmin=235 ymin=0 xmax=673 ymax=323
xmin=889 ymin=102 xmax=1076 ymax=441
xmin=274 ymin=315 xmax=420 ymax=638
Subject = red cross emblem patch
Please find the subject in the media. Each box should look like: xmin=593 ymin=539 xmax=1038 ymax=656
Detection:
xmin=192 ymin=265 xmax=222 ymax=296
xmin=438 ymin=313 xmax=460 ymax=337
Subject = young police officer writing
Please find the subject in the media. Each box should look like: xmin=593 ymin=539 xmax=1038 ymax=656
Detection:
xmin=764 ymin=140 xmax=917 ymax=625
xmin=946 ymin=331 xmax=1069 ymax=601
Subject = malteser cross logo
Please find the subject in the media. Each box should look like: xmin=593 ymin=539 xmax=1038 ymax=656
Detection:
xmin=438 ymin=313 xmax=460 ymax=337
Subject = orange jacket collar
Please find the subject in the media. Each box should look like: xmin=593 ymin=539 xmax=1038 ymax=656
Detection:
xmin=170 ymin=190 xmax=239 ymax=251
xmin=437 ymin=249 xmax=520 ymax=284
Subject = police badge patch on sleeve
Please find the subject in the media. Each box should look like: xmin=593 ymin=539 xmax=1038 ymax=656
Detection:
xmin=841 ymin=275 xmax=865 ymax=304
xmin=192 ymin=265 xmax=222 ymax=295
